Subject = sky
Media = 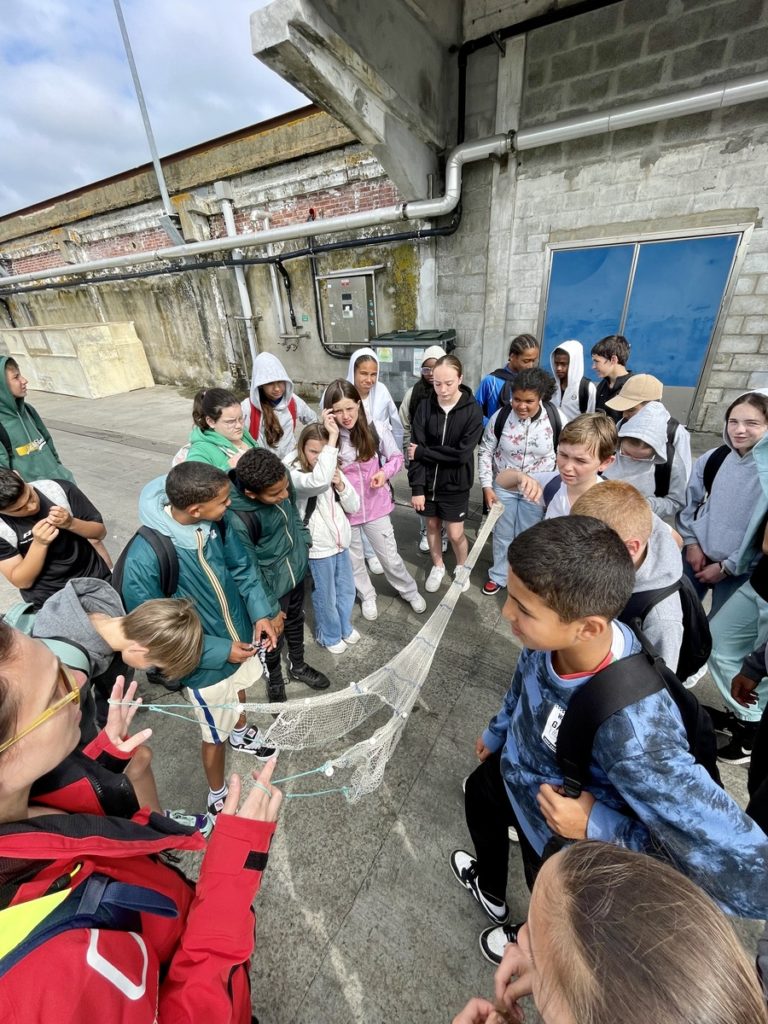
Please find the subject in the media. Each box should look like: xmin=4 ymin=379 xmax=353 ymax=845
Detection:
xmin=0 ymin=0 xmax=307 ymax=216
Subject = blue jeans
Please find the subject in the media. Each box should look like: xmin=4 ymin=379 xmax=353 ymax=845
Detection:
xmin=488 ymin=485 xmax=545 ymax=586
xmin=682 ymin=559 xmax=749 ymax=619
xmin=708 ymin=581 xmax=768 ymax=722
xmin=309 ymin=551 xmax=356 ymax=646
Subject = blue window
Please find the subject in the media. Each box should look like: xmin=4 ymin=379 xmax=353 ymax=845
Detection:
xmin=540 ymin=232 xmax=741 ymax=418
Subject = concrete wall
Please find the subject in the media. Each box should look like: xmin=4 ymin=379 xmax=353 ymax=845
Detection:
xmin=442 ymin=0 xmax=768 ymax=428
xmin=0 ymin=109 xmax=426 ymax=398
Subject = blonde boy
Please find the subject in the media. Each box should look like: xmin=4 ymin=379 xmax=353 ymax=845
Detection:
xmin=572 ymin=480 xmax=684 ymax=672
xmin=495 ymin=413 xmax=617 ymax=517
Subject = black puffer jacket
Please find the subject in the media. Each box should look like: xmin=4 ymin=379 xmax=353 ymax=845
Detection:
xmin=408 ymin=384 xmax=484 ymax=496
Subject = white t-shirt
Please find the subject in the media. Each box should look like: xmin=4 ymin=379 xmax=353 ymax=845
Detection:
xmin=532 ymin=471 xmax=605 ymax=519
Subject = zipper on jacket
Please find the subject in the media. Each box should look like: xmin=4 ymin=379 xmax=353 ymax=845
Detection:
xmin=196 ymin=529 xmax=240 ymax=642
xmin=432 ymin=408 xmax=450 ymax=499
xmin=277 ymin=504 xmax=296 ymax=587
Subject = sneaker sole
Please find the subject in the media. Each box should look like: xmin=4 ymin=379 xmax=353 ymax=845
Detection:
xmin=229 ymin=744 xmax=276 ymax=760
xmin=481 ymin=586 xmax=501 ymax=596
xmin=449 ymin=851 xmax=508 ymax=925
xmin=717 ymin=751 xmax=752 ymax=765
xmin=478 ymin=924 xmax=520 ymax=966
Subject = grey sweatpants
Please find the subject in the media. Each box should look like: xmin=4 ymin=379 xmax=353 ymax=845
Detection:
xmin=350 ymin=516 xmax=419 ymax=602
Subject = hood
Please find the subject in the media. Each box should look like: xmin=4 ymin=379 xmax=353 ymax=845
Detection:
xmin=189 ymin=425 xmax=236 ymax=450
xmin=722 ymin=388 xmax=768 ymax=450
xmin=617 ymin=402 xmax=669 ymax=462
xmin=636 ymin=515 xmax=684 ymax=589
xmin=549 ymin=339 xmax=586 ymax=393
xmin=32 ymin=578 xmax=125 ymax=676
xmin=0 ymin=355 xmax=23 ymax=418
xmin=421 ymin=344 xmax=446 ymax=364
xmin=346 ymin=346 xmax=397 ymax=421
xmin=346 ymin=346 xmax=380 ymax=383
xmin=249 ymin=352 xmax=295 ymax=410
xmin=138 ymin=475 xmax=212 ymax=550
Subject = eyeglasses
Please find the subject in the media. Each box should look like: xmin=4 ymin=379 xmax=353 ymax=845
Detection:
xmin=0 ymin=663 xmax=80 ymax=755
xmin=219 ymin=417 xmax=244 ymax=428
xmin=420 ymin=367 xmax=435 ymax=376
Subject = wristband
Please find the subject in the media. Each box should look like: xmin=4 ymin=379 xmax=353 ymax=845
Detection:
xmin=719 ymin=561 xmax=733 ymax=577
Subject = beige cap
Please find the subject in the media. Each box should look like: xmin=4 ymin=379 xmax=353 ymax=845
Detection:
xmin=421 ymin=345 xmax=446 ymax=363
xmin=605 ymin=373 xmax=664 ymax=411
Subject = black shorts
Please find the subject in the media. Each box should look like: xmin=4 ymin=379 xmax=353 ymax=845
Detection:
xmin=418 ymin=492 xmax=470 ymax=523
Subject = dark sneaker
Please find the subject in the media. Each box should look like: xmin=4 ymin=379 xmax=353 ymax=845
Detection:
xmin=288 ymin=660 xmax=331 ymax=690
xmin=450 ymin=850 xmax=509 ymax=924
xmin=703 ymin=705 xmax=737 ymax=734
xmin=229 ymin=726 xmax=275 ymax=760
xmin=482 ymin=580 xmax=502 ymax=596
xmin=479 ymin=922 xmax=522 ymax=965
xmin=717 ymin=721 xmax=757 ymax=765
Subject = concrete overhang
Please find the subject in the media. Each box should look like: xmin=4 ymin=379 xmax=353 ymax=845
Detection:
xmin=251 ymin=0 xmax=461 ymax=199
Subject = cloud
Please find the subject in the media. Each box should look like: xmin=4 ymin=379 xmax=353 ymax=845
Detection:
xmin=0 ymin=0 xmax=307 ymax=215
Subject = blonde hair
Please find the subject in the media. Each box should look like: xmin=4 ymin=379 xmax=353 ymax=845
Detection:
xmin=571 ymin=480 xmax=652 ymax=544
xmin=543 ymin=842 xmax=768 ymax=1024
xmin=123 ymin=598 xmax=203 ymax=681
xmin=559 ymin=412 xmax=618 ymax=462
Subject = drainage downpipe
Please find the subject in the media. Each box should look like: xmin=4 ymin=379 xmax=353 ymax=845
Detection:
xmin=515 ymin=72 xmax=768 ymax=150
xmin=0 ymin=134 xmax=512 ymax=288
xmin=216 ymin=190 xmax=259 ymax=367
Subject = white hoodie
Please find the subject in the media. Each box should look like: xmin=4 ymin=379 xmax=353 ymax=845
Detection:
xmin=289 ymin=445 xmax=359 ymax=559
xmin=345 ymin=347 xmax=404 ymax=448
xmin=548 ymin=340 xmax=596 ymax=422
xmin=604 ymin=401 xmax=692 ymax=520
xmin=241 ymin=351 xmax=316 ymax=461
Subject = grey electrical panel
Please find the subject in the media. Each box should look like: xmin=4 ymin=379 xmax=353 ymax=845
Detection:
xmin=320 ymin=274 xmax=376 ymax=347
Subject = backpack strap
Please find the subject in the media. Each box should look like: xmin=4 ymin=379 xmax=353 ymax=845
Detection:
xmin=577 ymin=377 xmax=590 ymax=414
xmin=0 ymin=422 xmax=13 ymax=465
xmin=542 ymin=401 xmax=562 ymax=450
xmin=542 ymin=474 xmax=562 ymax=509
xmin=556 ymin=652 xmax=665 ymax=797
xmin=303 ymin=495 xmax=318 ymax=526
xmin=493 ymin=404 xmax=513 ymax=443
xmin=34 ymin=480 xmax=70 ymax=513
xmin=249 ymin=403 xmax=261 ymax=440
xmin=228 ymin=508 xmax=261 ymax=546
xmin=288 ymin=396 xmax=297 ymax=427
xmin=620 ymin=580 xmax=682 ymax=628
xmin=653 ymin=417 xmax=678 ymax=499
xmin=111 ymin=526 xmax=178 ymax=599
xmin=703 ymin=443 xmax=730 ymax=496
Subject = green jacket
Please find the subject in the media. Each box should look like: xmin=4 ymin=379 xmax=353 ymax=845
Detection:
xmin=120 ymin=475 xmax=278 ymax=689
xmin=0 ymin=357 xmax=74 ymax=482
xmin=227 ymin=477 xmax=310 ymax=604
xmin=185 ymin=425 xmax=259 ymax=471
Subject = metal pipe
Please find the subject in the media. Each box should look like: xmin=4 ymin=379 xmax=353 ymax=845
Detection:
xmin=218 ymin=192 xmax=259 ymax=366
xmin=113 ymin=0 xmax=175 ymax=219
xmin=0 ymin=135 xmax=512 ymax=288
xmin=515 ymin=72 xmax=768 ymax=150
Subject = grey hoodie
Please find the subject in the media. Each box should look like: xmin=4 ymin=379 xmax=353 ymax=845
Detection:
xmin=604 ymin=401 xmax=692 ymax=519
xmin=32 ymin=577 xmax=125 ymax=676
xmin=677 ymin=420 xmax=765 ymax=573
xmin=633 ymin=515 xmax=684 ymax=672
xmin=241 ymin=351 xmax=316 ymax=460
xmin=548 ymin=339 xmax=596 ymax=422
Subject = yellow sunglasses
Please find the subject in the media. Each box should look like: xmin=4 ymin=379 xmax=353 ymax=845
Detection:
xmin=0 ymin=663 xmax=80 ymax=755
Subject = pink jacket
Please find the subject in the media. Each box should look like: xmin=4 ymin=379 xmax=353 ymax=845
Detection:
xmin=337 ymin=419 xmax=403 ymax=525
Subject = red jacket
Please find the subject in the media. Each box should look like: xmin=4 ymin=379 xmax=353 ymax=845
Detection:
xmin=0 ymin=734 xmax=275 ymax=1023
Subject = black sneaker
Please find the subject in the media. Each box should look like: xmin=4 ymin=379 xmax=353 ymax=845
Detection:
xmin=288 ymin=660 xmax=331 ymax=690
xmin=717 ymin=721 xmax=757 ymax=765
xmin=703 ymin=705 xmax=737 ymax=734
xmin=479 ymin=922 xmax=522 ymax=965
xmin=229 ymin=726 xmax=275 ymax=760
xmin=267 ymin=682 xmax=287 ymax=703
xmin=449 ymin=850 xmax=509 ymax=924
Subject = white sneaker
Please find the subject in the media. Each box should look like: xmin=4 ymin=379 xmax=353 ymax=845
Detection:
xmin=361 ymin=599 xmax=378 ymax=620
xmin=425 ymin=565 xmax=446 ymax=592
xmin=419 ymin=534 xmax=429 ymax=552
xmin=367 ymin=556 xmax=384 ymax=575
xmin=325 ymin=639 xmax=347 ymax=654
xmin=409 ymin=594 xmax=426 ymax=613
xmin=343 ymin=628 xmax=361 ymax=645
xmin=454 ymin=566 xmax=471 ymax=593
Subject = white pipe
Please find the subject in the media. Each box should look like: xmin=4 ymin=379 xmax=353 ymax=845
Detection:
xmin=219 ymin=195 xmax=259 ymax=366
xmin=0 ymin=135 xmax=512 ymax=288
xmin=515 ymin=72 xmax=768 ymax=150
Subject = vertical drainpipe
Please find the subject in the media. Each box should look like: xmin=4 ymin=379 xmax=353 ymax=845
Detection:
xmin=213 ymin=181 xmax=259 ymax=368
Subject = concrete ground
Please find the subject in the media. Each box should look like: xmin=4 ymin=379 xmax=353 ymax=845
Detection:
xmin=4 ymin=387 xmax=762 ymax=1024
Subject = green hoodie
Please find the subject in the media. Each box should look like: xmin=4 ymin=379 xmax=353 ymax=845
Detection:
xmin=185 ymin=425 xmax=259 ymax=472
xmin=0 ymin=357 xmax=74 ymax=482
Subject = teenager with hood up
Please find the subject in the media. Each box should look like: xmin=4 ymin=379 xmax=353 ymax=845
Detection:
xmin=603 ymin=400 xmax=690 ymax=519
xmin=549 ymin=339 xmax=596 ymax=421
xmin=408 ymin=355 xmax=484 ymax=594
xmin=0 ymin=357 xmax=74 ymax=483
xmin=241 ymin=352 xmax=316 ymax=462
xmin=677 ymin=391 xmax=768 ymax=616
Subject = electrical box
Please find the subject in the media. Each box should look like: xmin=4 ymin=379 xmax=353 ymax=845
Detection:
xmin=319 ymin=274 xmax=376 ymax=347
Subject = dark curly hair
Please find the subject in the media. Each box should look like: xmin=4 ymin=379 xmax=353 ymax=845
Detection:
xmin=235 ymin=448 xmax=288 ymax=494
xmin=511 ymin=367 xmax=557 ymax=402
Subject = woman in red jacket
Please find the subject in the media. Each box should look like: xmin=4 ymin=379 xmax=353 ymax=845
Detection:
xmin=0 ymin=624 xmax=281 ymax=1023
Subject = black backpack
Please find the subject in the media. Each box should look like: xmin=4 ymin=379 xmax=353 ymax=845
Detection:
xmin=619 ymin=574 xmax=711 ymax=682
xmin=653 ymin=416 xmax=679 ymax=499
xmin=703 ymin=444 xmax=730 ymax=496
xmin=555 ymin=636 xmax=721 ymax=800
xmin=494 ymin=400 xmax=562 ymax=450
xmin=577 ymin=377 xmax=590 ymax=414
